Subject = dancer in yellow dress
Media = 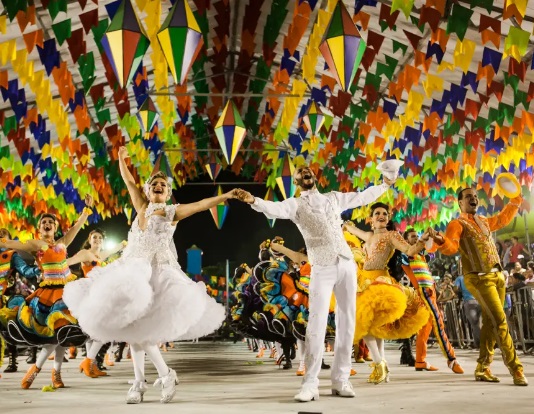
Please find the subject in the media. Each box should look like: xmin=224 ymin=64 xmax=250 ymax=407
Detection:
xmin=343 ymin=202 xmax=430 ymax=384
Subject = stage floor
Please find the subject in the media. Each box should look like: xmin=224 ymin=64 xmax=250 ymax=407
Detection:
xmin=1 ymin=341 xmax=533 ymax=414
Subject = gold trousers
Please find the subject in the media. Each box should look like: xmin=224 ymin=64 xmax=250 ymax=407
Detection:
xmin=464 ymin=271 xmax=522 ymax=373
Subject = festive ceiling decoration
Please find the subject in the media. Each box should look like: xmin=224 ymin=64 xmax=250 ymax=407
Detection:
xmin=157 ymin=0 xmax=204 ymax=85
xmin=209 ymin=185 xmax=229 ymax=230
xmin=1 ymin=0 xmax=534 ymax=238
xmin=303 ymin=101 xmax=328 ymax=137
xmin=319 ymin=0 xmax=366 ymax=92
xmin=214 ymin=99 xmax=247 ymax=165
xmin=101 ymin=0 xmax=150 ymax=88
xmin=137 ymin=96 xmax=159 ymax=136
xmin=204 ymin=153 xmax=223 ymax=181
xmin=276 ymin=154 xmax=296 ymax=200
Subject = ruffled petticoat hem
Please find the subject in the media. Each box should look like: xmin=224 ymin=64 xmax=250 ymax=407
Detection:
xmin=63 ymin=257 xmax=225 ymax=344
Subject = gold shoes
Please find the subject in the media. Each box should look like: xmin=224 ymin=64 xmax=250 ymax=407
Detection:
xmin=474 ymin=363 xmax=500 ymax=383
xmin=367 ymin=361 xmax=389 ymax=385
xmin=513 ymin=368 xmax=528 ymax=386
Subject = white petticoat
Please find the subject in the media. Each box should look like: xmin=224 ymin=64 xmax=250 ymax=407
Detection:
xmin=63 ymin=257 xmax=225 ymax=344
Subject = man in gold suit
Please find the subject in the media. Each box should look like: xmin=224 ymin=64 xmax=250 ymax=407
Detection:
xmin=430 ymin=187 xmax=527 ymax=386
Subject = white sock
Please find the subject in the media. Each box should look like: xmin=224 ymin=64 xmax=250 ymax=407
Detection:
xmin=130 ymin=343 xmax=146 ymax=382
xmin=363 ymin=336 xmax=382 ymax=363
xmin=53 ymin=346 xmax=66 ymax=371
xmin=144 ymin=344 xmax=170 ymax=378
xmin=87 ymin=340 xmax=104 ymax=360
xmin=296 ymin=339 xmax=306 ymax=363
xmin=377 ymin=338 xmax=385 ymax=361
xmin=36 ymin=344 xmax=56 ymax=369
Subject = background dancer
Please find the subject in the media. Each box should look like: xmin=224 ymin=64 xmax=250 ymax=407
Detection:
xmin=0 ymin=228 xmax=40 ymax=374
xmin=68 ymin=229 xmax=127 ymax=378
xmin=401 ymin=228 xmax=463 ymax=374
xmin=0 ymin=196 xmax=97 ymax=389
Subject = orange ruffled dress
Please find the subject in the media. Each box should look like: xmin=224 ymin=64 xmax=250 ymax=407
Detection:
xmin=0 ymin=243 xmax=78 ymax=344
xmin=353 ymin=231 xmax=429 ymax=342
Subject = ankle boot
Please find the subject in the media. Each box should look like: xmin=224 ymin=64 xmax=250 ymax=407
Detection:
xmin=52 ymin=369 xmax=65 ymax=388
xmin=4 ymin=344 xmax=18 ymax=373
xmin=115 ymin=342 xmax=126 ymax=362
xmin=21 ymin=365 xmax=40 ymax=389
xmin=69 ymin=346 xmax=77 ymax=359
xmin=399 ymin=339 xmax=415 ymax=367
xmin=79 ymin=358 xmax=99 ymax=378
xmin=26 ymin=347 xmax=37 ymax=364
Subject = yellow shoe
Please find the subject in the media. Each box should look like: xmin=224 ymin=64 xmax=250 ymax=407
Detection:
xmin=513 ymin=368 xmax=528 ymax=386
xmin=355 ymin=357 xmax=365 ymax=363
xmin=368 ymin=361 xmax=388 ymax=385
xmin=350 ymin=368 xmax=357 ymax=376
xmin=474 ymin=364 xmax=500 ymax=383
xmin=364 ymin=356 xmax=373 ymax=362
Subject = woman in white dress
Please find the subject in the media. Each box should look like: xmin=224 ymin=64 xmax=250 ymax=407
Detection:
xmin=63 ymin=146 xmax=230 ymax=404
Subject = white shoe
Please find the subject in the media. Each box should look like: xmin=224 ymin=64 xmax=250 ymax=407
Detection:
xmin=154 ymin=368 xmax=179 ymax=403
xmin=331 ymin=381 xmax=355 ymax=397
xmin=294 ymin=386 xmax=319 ymax=402
xmin=126 ymin=380 xmax=147 ymax=404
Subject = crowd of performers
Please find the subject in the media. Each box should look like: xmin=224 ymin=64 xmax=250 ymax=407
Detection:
xmin=0 ymin=150 xmax=529 ymax=404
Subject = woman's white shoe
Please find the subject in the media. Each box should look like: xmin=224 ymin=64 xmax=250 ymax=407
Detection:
xmin=154 ymin=368 xmax=179 ymax=403
xmin=126 ymin=380 xmax=147 ymax=404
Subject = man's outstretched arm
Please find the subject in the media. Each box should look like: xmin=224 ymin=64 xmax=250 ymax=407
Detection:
xmin=235 ymin=189 xmax=297 ymax=220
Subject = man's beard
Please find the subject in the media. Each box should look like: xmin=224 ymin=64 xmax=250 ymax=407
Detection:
xmin=297 ymin=177 xmax=316 ymax=190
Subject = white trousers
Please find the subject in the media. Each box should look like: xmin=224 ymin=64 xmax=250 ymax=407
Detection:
xmin=303 ymin=257 xmax=356 ymax=388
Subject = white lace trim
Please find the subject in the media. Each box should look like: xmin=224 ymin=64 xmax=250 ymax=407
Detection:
xmin=145 ymin=202 xmax=167 ymax=218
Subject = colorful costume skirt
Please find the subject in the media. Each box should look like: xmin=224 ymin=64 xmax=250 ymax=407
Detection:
xmin=355 ymin=268 xmax=429 ymax=342
xmin=0 ymin=285 xmax=79 ymax=345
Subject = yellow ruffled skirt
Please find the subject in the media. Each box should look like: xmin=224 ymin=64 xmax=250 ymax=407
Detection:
xmin=355 ymin=268 xmax=430 ymax=342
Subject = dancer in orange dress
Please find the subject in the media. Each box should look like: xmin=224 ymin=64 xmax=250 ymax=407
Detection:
xmin=0 ymin=195 xmax=98 ymax=389
xmin=68 ymin=229 xmax=127 ymax=378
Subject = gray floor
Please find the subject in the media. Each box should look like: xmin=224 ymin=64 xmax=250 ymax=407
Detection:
xmin=1 ymin=341 xmax=533 ymax=414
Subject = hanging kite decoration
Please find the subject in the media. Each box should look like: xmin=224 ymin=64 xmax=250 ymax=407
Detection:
xmin=319 ymin=0 xmax=366 ymax=92
xmin=264 ymin=188 xmax=278 ymax=228
xmin=101 ymin=0 xmax=150 ymax=88
xmin=157 ymin=0 xmax=204 ymax=85
xmin=209 ymin=185 xmax=229 ymax=230
xmin=276 ymin=154 xmax=296 ymax=200
xmin=214 ymin=100 xmax=247 ymax=165
xmin=205 ymin=153 xmax=223 ymax=181
xmin=136 ymin=96 xmax=159 ymax=136
xmin=302 ymin=101 xmax=327 ymax=137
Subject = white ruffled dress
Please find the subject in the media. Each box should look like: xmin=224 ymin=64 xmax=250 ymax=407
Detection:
xmin=63 ymin=204 xmax=225 ymax=345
